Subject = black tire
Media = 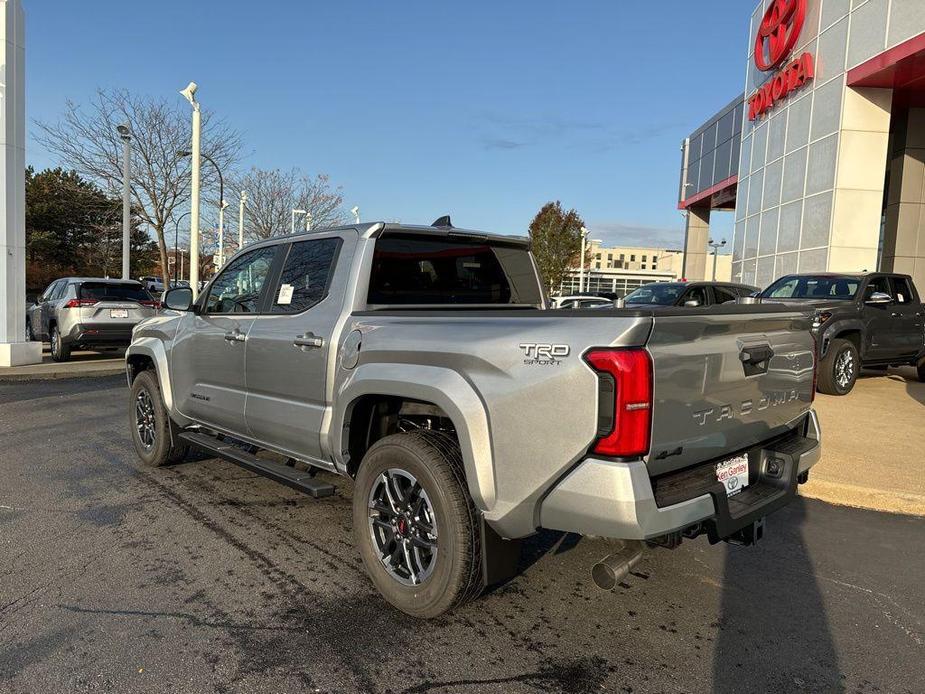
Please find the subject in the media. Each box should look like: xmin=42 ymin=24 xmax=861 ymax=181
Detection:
xmin=353 ymin=430 xmax=483 ymax=618
xmin=817 ymin=338 xmax=859 ymax=395
xmin=49 ymin=324 xmax=71 ymax=362
xmin=129 ymin=370 xmax=189 ymax=467
xmin=917 ymin=358 xmax=925 ymax=383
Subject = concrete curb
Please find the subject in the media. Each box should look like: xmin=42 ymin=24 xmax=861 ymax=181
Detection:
xmin=801 ymin=478 xmax=925 ymax=517
xmin=0 ymin=364 xmax=125 ymax=382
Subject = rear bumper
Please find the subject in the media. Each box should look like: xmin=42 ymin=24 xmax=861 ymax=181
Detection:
xmin=64 ymin=323 xmax=135 ymax=347
xmin=539 ymin=410 xmax=821 ymax=541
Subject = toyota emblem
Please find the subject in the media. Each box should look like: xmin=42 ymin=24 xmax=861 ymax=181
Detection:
xmin=754 ymin=0 xmax=807 ymax=72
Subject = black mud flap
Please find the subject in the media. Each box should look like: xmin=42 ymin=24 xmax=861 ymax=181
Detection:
xmin=480 ymin=517 xmax=522 ymax=587
xmin=704 ymin=435 xmax=818 ymax=545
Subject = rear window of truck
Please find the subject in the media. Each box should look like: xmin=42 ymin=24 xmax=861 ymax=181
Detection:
xmin=367 ymin=234 xmax=542 ymax=306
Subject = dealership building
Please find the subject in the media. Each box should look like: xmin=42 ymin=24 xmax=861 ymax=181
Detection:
xmin=679 ymin=0 xmax=925 ymax=290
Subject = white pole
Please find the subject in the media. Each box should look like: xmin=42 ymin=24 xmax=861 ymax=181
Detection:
xmin=305 ymin=211 xmax=312 ymax=231
xmin=0 ymin=0 xmax=39 ymax=366
xmin=238 ymin=190 xmax=247 ymax=251
xmin=579 ymin=227 xmax=588 ymax=294
xmin=217 ymin=200 xmax=227 ymax=269
xmin=180 ymin=82 xmax=202 ymax=299
xmin=291 ymin=209 xmax=296 ymax=235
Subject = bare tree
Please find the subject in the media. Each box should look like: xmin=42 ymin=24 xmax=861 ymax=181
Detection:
xmin=35 ymin=88 xmax=242 ymax=285
xmin=231 ymin=167 xmax=346 ymax=241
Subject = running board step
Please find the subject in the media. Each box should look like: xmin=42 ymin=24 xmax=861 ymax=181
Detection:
xmin=179 ymin=432 xmax=335 ymax=498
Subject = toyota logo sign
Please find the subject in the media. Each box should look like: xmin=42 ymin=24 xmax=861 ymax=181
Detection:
xmin=755 ymin=0 xmax=807 ymax=71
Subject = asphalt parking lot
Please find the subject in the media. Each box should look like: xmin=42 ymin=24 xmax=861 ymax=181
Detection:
xmin=1 ymin=376 xmax=923 ymax=693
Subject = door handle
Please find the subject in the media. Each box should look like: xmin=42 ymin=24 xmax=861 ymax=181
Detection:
xmin=294 ymin=333 xmax=324 ymax=349
xmin=224 ymin=329 xmax=246 ymax=343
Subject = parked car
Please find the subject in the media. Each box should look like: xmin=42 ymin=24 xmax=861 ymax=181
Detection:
xmin=26 ymin=278 xmax=157 ymax=362
xmin=139 ymin=276 xmax=165 ymax=294
xmin=552 ymin=294 xmax=615 ymax=309
xmin=622 ymin=281 xmax=759 ymax=308
xmin=126 ymin=221 xmax=821 ymax=617
xmin=758 ymin=272 xmax=925 ymax=395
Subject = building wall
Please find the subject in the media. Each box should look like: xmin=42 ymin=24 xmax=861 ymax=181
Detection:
xmin=732 ymin=0 xmax=925 ymax=288
xmin=559 ymin=244 xmax=732 ymax=296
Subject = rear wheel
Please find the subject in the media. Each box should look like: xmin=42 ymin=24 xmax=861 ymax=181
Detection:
xmin=917 ymin=358 xmax=925 ymax=383
xmin=49 ymin=325 xmax=71 ymax=362
xmin=130 ymin=370 xmax=189 ymax=467
xmin=817 ymin=338 xmax=858 ymax=395
xmin=353 ymin=431 xmax=483 ymax=618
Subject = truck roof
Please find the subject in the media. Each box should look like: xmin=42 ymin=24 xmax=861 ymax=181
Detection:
xmin=251 ymin=222 xmax=531 ymax=248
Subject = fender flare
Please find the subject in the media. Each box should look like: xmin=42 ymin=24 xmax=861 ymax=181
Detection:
xmin=332 ymin=363 xmax=496 ymax=512
xmin=820 ymin=319 xmax=865 ymax=359
xmin=125 ymin=338 xmax=175 ymax=412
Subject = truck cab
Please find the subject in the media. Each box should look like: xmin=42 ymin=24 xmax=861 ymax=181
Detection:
xmin=759 ymin=272 xmax=925 ymax=394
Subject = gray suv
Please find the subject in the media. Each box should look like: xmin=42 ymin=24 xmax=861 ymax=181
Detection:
xmin=27 ymin=278 xmax=157 ymax=361
xmin=126 ymin=221 xmax=821 ymax=617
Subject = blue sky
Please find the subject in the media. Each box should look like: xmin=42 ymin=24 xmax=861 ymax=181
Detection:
xmin=26 ymin=0 xmax=751 ymax=248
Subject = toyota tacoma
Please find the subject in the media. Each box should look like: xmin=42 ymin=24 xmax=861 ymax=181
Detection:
xmin=126 ymin=220 xmax=822 ymax=617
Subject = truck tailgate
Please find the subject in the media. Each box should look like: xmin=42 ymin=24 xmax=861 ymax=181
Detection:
xmin=646 ymin=309 xmax=815 ymax=476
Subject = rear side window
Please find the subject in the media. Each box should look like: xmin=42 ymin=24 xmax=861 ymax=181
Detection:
xmin=79 ymin=283 xmax=152 ymax=302
xmin=271 ymin=238 xmax=340 ymax=313
xmin=713 ymin=286 xmax=738 ymax=304
xmin=367 ymin=234 xmax=541 ymax=305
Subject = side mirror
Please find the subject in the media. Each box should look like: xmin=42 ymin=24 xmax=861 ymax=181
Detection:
xmin=865 ymin=292 xmax=892 ymax=305
xmin=684 ymin=299 xmax=701 ymax=307
xmin=163 ymin=286 xmax=195 ymax=312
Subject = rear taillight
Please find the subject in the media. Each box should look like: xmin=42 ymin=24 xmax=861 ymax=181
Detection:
xmin=63 ymin=299 xmax=98 ymax=308
xmin=584 ymin=348 xmax=653 ymax=458
xmin=139 ymin=300 xmax=159 ymax=308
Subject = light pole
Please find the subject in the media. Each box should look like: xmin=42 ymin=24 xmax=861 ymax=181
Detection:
xmin=291 ymin=208 xmax=306 ymax=235
xmin=305 ymin=211 xmax=312 ymax=231
xmin=179 ymin=82 xmax=201 ymax=299
xmin=117 ymin=123 xmax=132 ymax=280
xmin=351 ymin=206 xmax=360 ymax=224
xmin=708 ymin=238 xmax=727 ymax=281
xmin=238 ymin=190 xmax=247 ymax=252
xmin=579 ymin=226 xmax=588 ymax=294
xmin=174 ymin=211 xmax=191 ymax=283
xmin=179 ymin=149 xmax=226 ymax=269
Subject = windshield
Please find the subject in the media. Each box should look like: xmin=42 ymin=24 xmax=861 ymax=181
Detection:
xmin=79 ymin=282 xmax=153 ymax=302
xmin=624 ymin=284 xmax=684 ymax=305
xmin=761 ymin=276 xmax=860 ymax=300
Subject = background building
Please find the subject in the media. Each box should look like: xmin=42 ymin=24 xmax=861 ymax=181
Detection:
xmin=559 ymin=242 xmax=732 ymax=296
xmin=679 ymin=0 xmax=925 ymax=290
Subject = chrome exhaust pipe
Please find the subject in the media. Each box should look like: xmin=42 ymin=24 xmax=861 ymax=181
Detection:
xmin=591 ymin=540 xmax=644 ymax=590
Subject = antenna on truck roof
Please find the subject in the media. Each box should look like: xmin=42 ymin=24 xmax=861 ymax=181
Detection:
xmin=431 ymin=215 xmax=453 ymax=228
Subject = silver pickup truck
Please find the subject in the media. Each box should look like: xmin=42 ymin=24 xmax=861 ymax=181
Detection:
xmin=126 ymin=220 xmax=821 ymax=617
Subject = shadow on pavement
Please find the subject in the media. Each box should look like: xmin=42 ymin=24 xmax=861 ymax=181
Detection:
xmin=713 ymin=498 xmax=844 ymax=693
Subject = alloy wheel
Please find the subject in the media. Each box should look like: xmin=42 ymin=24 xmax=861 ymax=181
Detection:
xmin=835 ymin=348 xmax=855 ymax=390
xmin=134 ymin=389 xmax=157 ymax=451
xmin=367 ymin=468 xmax=438 ymax=586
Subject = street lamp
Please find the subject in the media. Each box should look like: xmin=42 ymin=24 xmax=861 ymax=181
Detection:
xmin=238 ymin=190 xmax=247 ymax=252
xmin=117 ymin=123 xmax=132 ymax=280
xmin=291 ymin=208 xmax=307 ymax=235
xmin=708 ymin=238 xmax=727 ymax=281
xmin=304 ymin=211 xmax=313 ymax=231
xmin=179 ymin=149 xmax=226 ymax=269
xmin=174 ymin=210 xmax=191 ymax=282
xmin=351 ymin=206 xmax=360 ymax=224
xmin=179 ymin=81 xmax=201 ymax=299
